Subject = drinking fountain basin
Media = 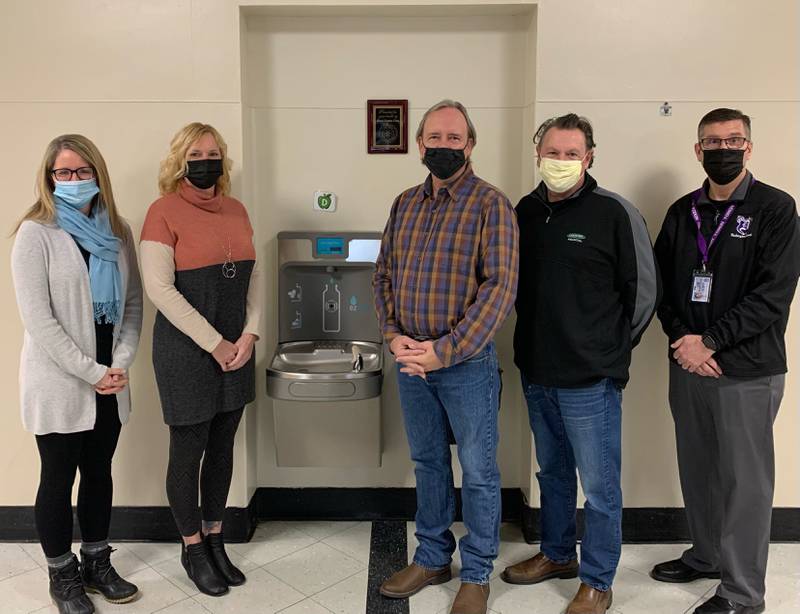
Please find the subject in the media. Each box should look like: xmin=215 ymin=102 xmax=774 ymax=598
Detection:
xmin=266 ymin=340 xmax=383 ymax=401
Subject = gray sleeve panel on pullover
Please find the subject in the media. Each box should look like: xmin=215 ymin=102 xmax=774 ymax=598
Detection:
xmin=594 ymin=187 xmax=659 ymax=342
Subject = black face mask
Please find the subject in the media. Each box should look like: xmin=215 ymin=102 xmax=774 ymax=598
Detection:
xmin=423 ymin=147 xmax=467 ymax=180
xmin=185 ymin=159 xmax=223 ymax=190
xmin=702 ymin=148 xmax=745 ymax=185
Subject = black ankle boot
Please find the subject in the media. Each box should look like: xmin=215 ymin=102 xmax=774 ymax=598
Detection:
xmin=49 ymin=555 xmax=95 ymax=614
xmin=81 ymin=546 xmax=139 ymax=603
xmin=181 ymin=542 xmax=229 ymax=596
xmin=204 ymin=533 xmax=246 ymax=586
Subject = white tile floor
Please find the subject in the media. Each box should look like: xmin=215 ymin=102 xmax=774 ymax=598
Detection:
xmin=1 ymin=522 xmax=797 ymax=613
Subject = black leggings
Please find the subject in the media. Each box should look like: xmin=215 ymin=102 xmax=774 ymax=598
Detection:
xmin=35 ymin=395 xmax=122 ymax=558
xmin=166 ymin=408 xmax=244 ymax=536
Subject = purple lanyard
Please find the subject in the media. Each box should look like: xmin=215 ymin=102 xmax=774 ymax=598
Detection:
xmin=689 ymin=188 xmax=735 ymax=270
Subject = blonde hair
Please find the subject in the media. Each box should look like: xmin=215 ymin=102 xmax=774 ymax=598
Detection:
xmin=158 ymin=122 xmax=232 ymax=196
xmin=14 ymin=134 xmax=127 ymax=241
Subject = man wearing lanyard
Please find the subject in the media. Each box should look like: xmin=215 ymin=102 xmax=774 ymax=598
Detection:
xmin=651 ymin=108 xmax=800 ymax=614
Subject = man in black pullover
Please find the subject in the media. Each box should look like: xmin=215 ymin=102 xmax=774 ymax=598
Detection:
xmin=650 ymin=108 xmax=800 ymax=614
xmin=501 ymin=114 xmax=658 ymax=614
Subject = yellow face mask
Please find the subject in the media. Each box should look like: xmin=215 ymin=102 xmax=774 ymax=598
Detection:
xmin=538 ymin=157 xmax=583 ymax=193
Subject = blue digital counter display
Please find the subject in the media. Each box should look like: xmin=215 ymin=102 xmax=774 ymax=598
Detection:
xmin=316 ymin=237 xmax=345 ymax=256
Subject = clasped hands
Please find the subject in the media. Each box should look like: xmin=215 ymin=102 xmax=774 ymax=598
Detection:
xmin=94 ymin=368 xmax=128 ymax=394
xmin=212 ymin=333 xmax=257 ymax=372
xmin=391 ymin=335 xmax=444 ymax=379
xmin=671 ymin=334 xmax=722 ymax=378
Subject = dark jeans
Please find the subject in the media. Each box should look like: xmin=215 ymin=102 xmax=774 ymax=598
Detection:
xmin=35 ymin=394 xmax=122 ymax=558
xmin=522 ymin=375 xmax=623 ymax=592
xmin=397 ymin=342 xmax=501 ymax=585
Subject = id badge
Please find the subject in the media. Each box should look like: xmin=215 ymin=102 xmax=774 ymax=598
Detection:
xmin=691 ymin=269 xmax=713 ymax=303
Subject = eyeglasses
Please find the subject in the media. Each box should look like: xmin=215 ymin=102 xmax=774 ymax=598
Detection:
xmin=699 ymin=137 xmax=749 ymax=150
xmin=51 ymin=167 xmax=95 ymax=181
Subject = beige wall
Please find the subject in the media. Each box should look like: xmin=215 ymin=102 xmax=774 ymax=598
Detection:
xmin=533 ymin=0 xmax=799 ymax=506
xmin=243 ymin=8 xmax=535 ymax=493
xmin=0 ymin=0 xmax=796 ymax=511
xmin=0 ymin=0 xmax=248 ymax=506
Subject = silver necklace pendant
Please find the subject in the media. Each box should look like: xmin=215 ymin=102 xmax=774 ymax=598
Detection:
xmin=222 ymin=260 xmax=237 ymax=279
xmin=215 ymin=226 xmax=235 ymax=278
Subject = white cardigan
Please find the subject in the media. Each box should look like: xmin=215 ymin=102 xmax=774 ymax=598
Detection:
xmin=11 ymin=220 xmax=143 ymax=435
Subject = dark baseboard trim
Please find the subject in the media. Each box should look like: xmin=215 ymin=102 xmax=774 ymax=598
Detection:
xmin=1 ymin=489 xmax=797 ymax=543
xmin=0 ymin=503 xmax=258 ymax=544
xmin=520 ymin=505 xmax=800 ymax=544
xmin=0 ymin=488 xmax=522 ymax=543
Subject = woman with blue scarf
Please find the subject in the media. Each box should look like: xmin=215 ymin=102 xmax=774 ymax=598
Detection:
xmin=11 ymin=135 xmax=143 ymax=614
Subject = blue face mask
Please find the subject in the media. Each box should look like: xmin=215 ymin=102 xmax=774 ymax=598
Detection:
xmin=53 ymin=179 xmax=100 ymax=209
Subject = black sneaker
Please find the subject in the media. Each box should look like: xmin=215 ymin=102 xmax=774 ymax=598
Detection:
xmin=81 ymin=546 xmax=139 ymax=603
xmin=49 ymin=554 xmax=95 ymax=614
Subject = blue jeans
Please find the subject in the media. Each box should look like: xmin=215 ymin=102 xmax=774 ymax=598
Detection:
xmin=522 ymin=375 xmax=622 ymax=591
xmin=397 ymin=342 xmax=501 ymax=585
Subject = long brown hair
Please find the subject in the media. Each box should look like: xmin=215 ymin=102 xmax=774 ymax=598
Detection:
xmin=14 ymin=134 xmax=127 ymax=240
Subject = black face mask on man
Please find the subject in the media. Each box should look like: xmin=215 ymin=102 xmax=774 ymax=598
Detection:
xmin=423 ymin=147 xmax=467 ymax=181
xmin=185 ymin=159 xmax=223 ymax=190
xmin=702 ymin=148 xmax=745 ymax=186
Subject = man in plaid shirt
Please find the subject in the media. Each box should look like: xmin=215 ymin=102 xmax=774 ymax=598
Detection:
xmin=374 ymin=99 xmax=518 ymax=614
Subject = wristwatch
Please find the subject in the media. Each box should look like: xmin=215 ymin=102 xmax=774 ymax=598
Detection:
xmin=701 ymin=334 xmax=718 ymax=352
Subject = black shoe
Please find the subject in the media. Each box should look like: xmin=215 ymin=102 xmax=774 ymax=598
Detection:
xmin=650 ymin=558 xmax=721 ymax=583
xmin=49 ymin=555 xmax=95 ymax=614
xmin=204 ymin=533 xmax=246 ymax=586
xmin=81 ymin=546 xmax=139 ymax=603
xmin=181 ymin=542 xmax=229 ymax=596
xmin=694 ymin=594 xmax=765 ymax=613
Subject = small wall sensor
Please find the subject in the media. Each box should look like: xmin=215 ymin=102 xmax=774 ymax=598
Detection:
xmin=659 ymin=102 xmax=672 ymax=116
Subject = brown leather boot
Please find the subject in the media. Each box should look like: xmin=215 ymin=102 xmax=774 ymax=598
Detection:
xmin=500 ymin=552 xmax=579 ymax=585
xmin=379 ymin=563 xmax=452 ymax=598
xmin=566 ymin=583 xmax=613 ymax=614
xmin=450 ymin=582 xmax=489 ymax=614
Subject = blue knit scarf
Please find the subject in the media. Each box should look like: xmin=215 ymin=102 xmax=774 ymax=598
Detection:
xmin=54 ymin=195 xmax=122 ymax=325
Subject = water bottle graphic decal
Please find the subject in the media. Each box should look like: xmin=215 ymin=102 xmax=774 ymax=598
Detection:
xmin=322 ymin=282 xmax=341 ymax=333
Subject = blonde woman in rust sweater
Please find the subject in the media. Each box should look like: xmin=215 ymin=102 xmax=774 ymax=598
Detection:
xmin=140 ymin=123 xmax=262 ymax=597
